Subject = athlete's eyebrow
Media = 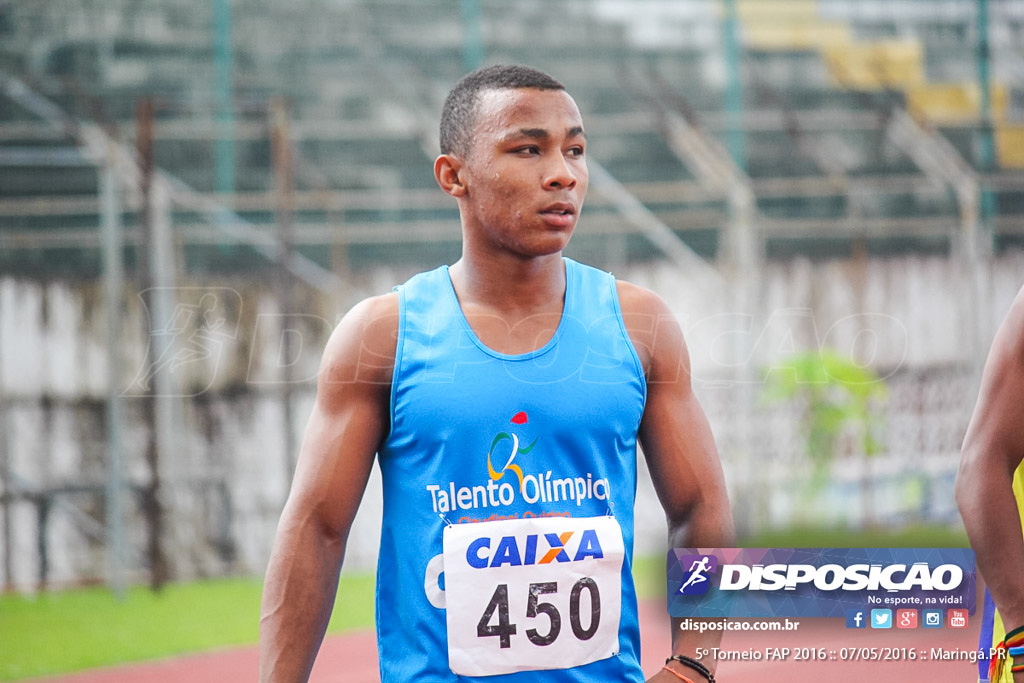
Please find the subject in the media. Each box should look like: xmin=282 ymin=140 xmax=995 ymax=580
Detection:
xmin=506 ymin=126 xmax=587 ymax=141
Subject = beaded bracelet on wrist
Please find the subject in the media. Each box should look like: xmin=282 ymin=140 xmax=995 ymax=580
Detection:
xmin=665 ymin=654 xmax=714 ymax=683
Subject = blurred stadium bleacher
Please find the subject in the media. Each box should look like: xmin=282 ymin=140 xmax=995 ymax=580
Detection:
xmin=1 ymin=0 xmax=1022 ymax=277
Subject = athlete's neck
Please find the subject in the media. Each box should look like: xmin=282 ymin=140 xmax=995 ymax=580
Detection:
xmin=448 ymin=252 xmax=566 ymax=314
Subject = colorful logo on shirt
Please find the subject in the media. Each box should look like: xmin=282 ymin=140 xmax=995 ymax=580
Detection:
xmin=424 ymin=410 xmax=612 ymax=517
xmin=486 ymin=411 xmax=537 ymax=489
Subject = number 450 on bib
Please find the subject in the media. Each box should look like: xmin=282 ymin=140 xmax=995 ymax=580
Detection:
xmin=442 ymin=515 xmax=625 ymax=676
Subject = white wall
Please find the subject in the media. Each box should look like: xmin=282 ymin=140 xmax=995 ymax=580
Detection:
xmin=1 ymin=251 xmax=1021 ymax=590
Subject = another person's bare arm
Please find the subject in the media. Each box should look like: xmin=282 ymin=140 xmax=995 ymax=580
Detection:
xmin=259 ymin=294 xmax=397 ymax=683
xmin=620 ymin=283 xmax=735 ymax=683
xmin=957 ymin=285 xmax=1024 ymax=681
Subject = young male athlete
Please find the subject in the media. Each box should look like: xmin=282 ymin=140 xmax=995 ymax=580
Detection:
xmin=957 ymin=284 xmax=1024 ymax=683
xmin=259 ymin=64 xmax=734 ymax=683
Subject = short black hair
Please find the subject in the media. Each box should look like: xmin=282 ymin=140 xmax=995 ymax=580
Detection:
xmin=439 ymin=64 xmax=565 ymax=157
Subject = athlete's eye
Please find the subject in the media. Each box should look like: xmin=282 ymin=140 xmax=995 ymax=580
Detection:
xmin=567 ymin=146 xmax=585 ymax=158
xmin=512 ymin=145 xmax=540 ymax=155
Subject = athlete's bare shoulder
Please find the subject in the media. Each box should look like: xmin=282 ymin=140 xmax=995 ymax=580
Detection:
xmin=983 ymin=285 xmax=1024 ymax=379
xmin=962 ymin=283 xmax=1024 ymax=464
xmin=615 ymin=279 xmax=670 ymax=317
xmin=1004 ymin=285 xmax=1024 ymax=362
xmin=614 ymin=279 xmax=686 ymax=380
xmin=317 ymin=292 xmax=398 ymax=401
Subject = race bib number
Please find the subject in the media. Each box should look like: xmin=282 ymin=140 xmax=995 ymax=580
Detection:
xmin=443 ymin=515 xmax=624 ymax=677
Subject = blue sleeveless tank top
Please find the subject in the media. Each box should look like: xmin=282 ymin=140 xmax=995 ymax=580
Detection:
xmin=376 ymin=258 xmax=647 ymax=682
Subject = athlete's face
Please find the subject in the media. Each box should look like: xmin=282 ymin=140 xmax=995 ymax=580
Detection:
xmin=438 ymin=87 xmax=589 ymax=259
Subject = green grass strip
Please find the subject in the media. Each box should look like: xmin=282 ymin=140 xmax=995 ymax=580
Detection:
xmin=0 ymin=574 xmax=374 ymax=682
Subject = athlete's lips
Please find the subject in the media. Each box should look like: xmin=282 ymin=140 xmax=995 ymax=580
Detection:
xmin=538 ymin=203 xmax=577 ymax=228
xmin=539 ymin=202 xmax=576 ymax=216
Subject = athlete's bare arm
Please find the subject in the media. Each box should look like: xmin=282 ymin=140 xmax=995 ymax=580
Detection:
xmin=619 ymin=282 xmax=736 ymax=683
xmin=259 ymin=294 xmax=397 ymax=683
xmin=957 ymin=285 xmax=1024 ymax=676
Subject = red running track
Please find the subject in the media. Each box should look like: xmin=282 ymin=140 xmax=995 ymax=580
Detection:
xmin=27 ymin=600 xmax=982 ymax=682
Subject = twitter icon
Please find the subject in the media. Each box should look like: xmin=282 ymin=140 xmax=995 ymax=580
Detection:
xmin=870 ymin=609 xmax=892 ymax=629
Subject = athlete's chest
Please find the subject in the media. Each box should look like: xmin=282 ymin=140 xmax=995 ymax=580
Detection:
xmin=458 ymin=305 xmax=563 ymax=356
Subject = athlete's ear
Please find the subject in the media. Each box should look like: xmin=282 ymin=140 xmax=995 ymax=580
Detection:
xmin=434 ymin=154 xmax=466 ymax=197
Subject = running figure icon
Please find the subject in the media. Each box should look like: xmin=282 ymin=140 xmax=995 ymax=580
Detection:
xmin=678 ymin=556 xmax=713 ymax=594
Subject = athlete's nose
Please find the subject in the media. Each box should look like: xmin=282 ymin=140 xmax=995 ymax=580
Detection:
xmin=544 ymin=155 xmax=579 ymax=190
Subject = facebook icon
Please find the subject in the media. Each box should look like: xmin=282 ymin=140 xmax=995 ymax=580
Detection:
xmin=846 ymin=609 xmax=867 ymax=629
